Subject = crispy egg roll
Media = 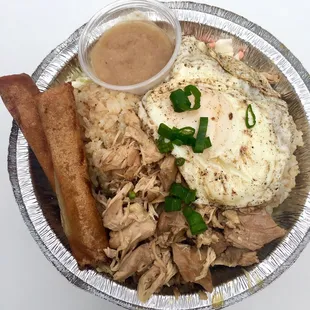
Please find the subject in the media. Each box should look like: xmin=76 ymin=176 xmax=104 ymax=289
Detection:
xmin=37 ymin=83 xmax=109 ymax=268
xmin=0 ymin=74 xmax=55 ymax=190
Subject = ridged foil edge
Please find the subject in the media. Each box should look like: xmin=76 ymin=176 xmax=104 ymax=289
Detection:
xmin=7 ymin=2 xmax=310 ymax=309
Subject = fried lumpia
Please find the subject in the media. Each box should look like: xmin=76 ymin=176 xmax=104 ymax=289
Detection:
xmin=0 ymin=74 xmax=55 ymax=190
xmin=38 ymin=83 xmax=109 ymax=268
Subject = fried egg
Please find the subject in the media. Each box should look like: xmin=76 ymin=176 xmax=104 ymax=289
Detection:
xmin=139 ymin=36 xmax=302 ymax=208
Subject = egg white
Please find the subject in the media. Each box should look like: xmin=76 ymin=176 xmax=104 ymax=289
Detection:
xmin=139 ymin=36 xmax=302 ymax=208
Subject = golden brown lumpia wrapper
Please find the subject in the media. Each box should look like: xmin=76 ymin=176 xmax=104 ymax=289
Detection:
xmin=38 ymin=83 xmax=108 ymax=268
xmin=0 ymin=74 xmax=54 ymax=190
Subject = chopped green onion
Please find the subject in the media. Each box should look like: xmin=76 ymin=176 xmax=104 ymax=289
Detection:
xmin=187 ymin=136 xmax=197 ymax=147
xmin=157 ymin=124 xmax=196 ymax=147
xmin=170 ymin=85 xmax=201 ymax=112
xmin=158 ymin=123 xmax=175 ymax=140
xmin=193 ymin=117 xmax=210 ymax=153
xmin=157 ymin=121 xmax=211 ymax=152
xmin=128 ymin=191 xmax=136 ymax=200
xmin=177 ymin=127 xmax=196 ymax=146
xmin=204 ymin=136 xmax=212 ymax=149
xmin=178 ymin=126 xmax=195 ymax=136
xmin=156 ymin=136 xmax=174 ymax=153
xmin=170 ymin=183 xmax=189 ymax=200
xmin=183 ymin=205 xmax=193 ymax=218
xmin=164 ymin=196 xmax=182 ymax=212
xmin=175 ymin=157 xmax=185 ymax=166
xmin=184 ymin=189 xmax=197 ymax=204
xmin=183 ymin=205 xmax=208 ymax=235
xmin=184 ymin=85 xmax=201 ymax=110
xmin=170 ymin=89 xmax=191 ymax=112
xmin=189 ymin=214 xmax=208 ymax=235
xmin=245 ymin=104 xmax=256 ymax=129
xmin=178 ymin=134 xmax=196 ymax=147
xmin=172 ymin=139 xmax=183 ymax=146
xmin=169 ymin=183 xmax=196 ymax=204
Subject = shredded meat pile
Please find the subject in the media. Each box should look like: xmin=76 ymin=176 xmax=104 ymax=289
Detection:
xmin=76 ymin=96 xmax=286 ymax=302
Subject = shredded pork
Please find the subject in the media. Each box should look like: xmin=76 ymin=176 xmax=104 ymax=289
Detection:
xmin=224 ymin=208 xmax=286 ymax=251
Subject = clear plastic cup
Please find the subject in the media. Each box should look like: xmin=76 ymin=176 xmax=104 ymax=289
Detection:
xmin=78 ymin=0 xmax=181 ymax=95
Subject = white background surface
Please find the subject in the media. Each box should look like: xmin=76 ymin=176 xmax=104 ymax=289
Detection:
xmin=0 ymin=0 xmax=310 ymax=309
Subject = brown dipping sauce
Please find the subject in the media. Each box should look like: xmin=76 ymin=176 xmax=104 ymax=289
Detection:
xmin=90 ymin=20 xmax=174 ymax=86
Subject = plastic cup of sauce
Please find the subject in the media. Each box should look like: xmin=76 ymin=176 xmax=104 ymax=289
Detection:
xmin=78 ymin=0 xmax=182 ymax=95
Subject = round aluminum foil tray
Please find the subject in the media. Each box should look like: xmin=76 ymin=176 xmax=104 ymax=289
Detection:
xmin=7 ymin=1 xmax=310 ymax=309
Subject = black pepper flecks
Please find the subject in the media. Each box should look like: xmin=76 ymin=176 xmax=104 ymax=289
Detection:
xmin=240 ymin=146 xmax=248 ymax=156
xmin=229 ymin=112 xmax=233 ymax=120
